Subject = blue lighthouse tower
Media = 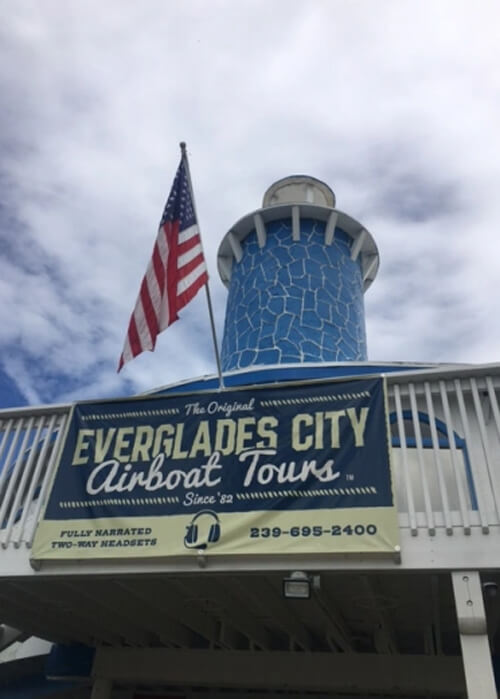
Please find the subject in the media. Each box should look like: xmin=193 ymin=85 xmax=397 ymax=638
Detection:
xmin=217 ymin=176 xmax=379 ymax=372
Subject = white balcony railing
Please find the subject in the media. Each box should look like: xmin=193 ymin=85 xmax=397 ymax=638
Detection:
xmin=0 ymin=366 xmax=499 ymax=553
xmin=0 ymin=405 xmax=68 ymax=550
xmin=386 ymin=367 xmax=500 ymax=538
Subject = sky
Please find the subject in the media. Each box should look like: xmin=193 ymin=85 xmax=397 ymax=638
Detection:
xmin=1 ymin=0 xmax=500 ymax=409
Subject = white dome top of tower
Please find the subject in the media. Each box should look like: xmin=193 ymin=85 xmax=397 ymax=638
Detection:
xmin=263 ymin=175 xmax=336 ymax=208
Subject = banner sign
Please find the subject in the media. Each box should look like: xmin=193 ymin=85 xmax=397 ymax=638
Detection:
xmin=31 ymin=378 xmax=399 ymax=560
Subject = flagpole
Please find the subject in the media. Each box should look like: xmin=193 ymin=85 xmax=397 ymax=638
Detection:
xmin=180 ymin=142 xmax=225 ymax=390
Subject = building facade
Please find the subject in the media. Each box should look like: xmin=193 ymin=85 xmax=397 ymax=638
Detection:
xmin=1 ymin=177 xmax=500 ymax=699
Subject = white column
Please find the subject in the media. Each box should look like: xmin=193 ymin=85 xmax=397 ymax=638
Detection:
xmin=91 ymin=677 xmax=112 ymax=699
xmin=452 ymin=571 xmax=497 ymax=699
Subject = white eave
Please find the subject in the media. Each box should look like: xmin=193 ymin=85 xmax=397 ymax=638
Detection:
xmin=217 ymin=203 xmax=379 ymax=292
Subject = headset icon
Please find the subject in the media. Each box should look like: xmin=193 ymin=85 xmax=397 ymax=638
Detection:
xmin=184 ymin=510 xmax=221 ymax=550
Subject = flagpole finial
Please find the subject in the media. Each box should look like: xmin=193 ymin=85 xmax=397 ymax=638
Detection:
xmin=180 ymin=141 xmax=187 ymax=156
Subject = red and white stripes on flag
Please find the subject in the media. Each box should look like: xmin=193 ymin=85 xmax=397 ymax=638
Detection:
xmin=118 ymin=155 xmax=208 ymax=372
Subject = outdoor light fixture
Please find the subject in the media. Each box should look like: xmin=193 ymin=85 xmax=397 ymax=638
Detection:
xmin=283 ymin=571 xmax=312 ymax=599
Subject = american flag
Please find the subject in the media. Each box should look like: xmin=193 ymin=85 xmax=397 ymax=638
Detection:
xmin=118 ymin=154 xmax=208 ymax=371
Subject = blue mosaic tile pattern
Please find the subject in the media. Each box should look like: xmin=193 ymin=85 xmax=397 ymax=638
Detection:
xmin=221 ymin=218 xmax=368 ymax=371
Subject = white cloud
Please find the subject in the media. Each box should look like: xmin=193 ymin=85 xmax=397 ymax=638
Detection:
xmin=1 ymin=0 xmax=500 ymax=406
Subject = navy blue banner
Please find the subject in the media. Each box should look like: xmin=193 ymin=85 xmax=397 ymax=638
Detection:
xmin=33 ymin=378 xmax=399 ymax=559
xmin=42 ymin=378 xmax=392 ymax=519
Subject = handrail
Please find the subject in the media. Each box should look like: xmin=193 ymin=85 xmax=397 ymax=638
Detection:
xmin=388 ymin=370 xmax=500 ymax=537
xmin=0 ymin=410 xmax=68 ymax=548
xmin=0 ymin=403 xmax=71 ymax=420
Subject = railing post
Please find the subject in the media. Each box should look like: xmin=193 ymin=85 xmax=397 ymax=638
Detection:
xmin=452 ymin=571 xmax=497 ymax=699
